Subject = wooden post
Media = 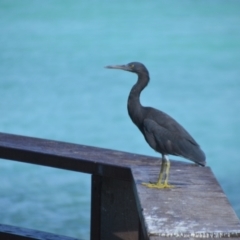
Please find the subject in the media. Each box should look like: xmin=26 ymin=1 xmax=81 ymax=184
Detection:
xmin=91 ymin=175 xmax=139 ymax=240
xmin=90 ymin=175 xmax=102 ymax=240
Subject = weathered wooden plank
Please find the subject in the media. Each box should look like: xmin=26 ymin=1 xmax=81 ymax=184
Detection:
xmin=0 ymin=224 xmax=79 ymax=240
xmin=132 ymin=162 xmax=240 ymax=239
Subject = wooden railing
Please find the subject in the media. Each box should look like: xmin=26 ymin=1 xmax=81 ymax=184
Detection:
xmin=0 ymin=132 xmax=240 ymax=240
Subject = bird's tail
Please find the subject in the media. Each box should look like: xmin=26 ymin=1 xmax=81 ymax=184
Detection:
xmin=190 ymin=147 xmax=206 ymax=166
xmin=180 ymin=140 xmax=206 ymax=166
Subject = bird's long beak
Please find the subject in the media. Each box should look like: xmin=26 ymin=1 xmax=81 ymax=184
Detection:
xmin=105 ymin=64 xmax=131 ymax=72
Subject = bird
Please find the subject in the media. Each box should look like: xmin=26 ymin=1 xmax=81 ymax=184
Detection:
xmin=105 ymin=62 xmax=206 ymax=189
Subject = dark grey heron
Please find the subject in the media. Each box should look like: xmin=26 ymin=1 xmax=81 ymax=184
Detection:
xmin=106 ymin=62 xmax=206 ymax=188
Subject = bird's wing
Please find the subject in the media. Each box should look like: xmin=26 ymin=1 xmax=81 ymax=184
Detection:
xmin=143 ymin=118 xmax=205 ymax=165
xmin=145 ymin=107 xmax=199 ymax=146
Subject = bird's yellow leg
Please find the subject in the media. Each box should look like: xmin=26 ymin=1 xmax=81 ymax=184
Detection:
xmin=161 ymin=158 xmax=174 ymax=188
xmin=157 ymin=158 xmax=166 ymax=184
xmin=142 ymin=161 xmax=166 ymax=189
xmin=142 ymin=155 xmax=174 ymax=189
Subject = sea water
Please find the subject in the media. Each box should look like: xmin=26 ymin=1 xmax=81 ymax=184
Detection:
xmin=0 ymin=1 xmax=240 ymax=239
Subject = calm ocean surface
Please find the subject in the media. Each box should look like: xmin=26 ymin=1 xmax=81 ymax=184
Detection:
xmin=0 ymin=1 xmax=240 ymax=239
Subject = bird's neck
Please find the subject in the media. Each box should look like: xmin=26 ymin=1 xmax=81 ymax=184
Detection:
xmin=127 ymin=73 xmax=149 ymax=126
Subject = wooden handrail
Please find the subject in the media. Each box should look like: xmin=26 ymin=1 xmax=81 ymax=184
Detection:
xmin=0 ymin=132 xmax=155 ymax=179
xmin=0 ymin=132 xmax=240 ymax=240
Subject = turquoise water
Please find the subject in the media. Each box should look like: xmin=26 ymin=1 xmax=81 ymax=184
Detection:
xmin=0 ymin=1 xmax=240 ymax=239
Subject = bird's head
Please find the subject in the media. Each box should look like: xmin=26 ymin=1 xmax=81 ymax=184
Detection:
xmin=105 ymin=62 xmax=149 ymax=75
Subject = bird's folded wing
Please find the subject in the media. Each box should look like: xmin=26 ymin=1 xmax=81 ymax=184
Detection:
xmin=143 ymin=118 xmax=205 ymax=164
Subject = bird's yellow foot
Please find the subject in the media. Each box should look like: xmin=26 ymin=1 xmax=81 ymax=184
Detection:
xmin=142 ymin=182 xmax=174 ymax=189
